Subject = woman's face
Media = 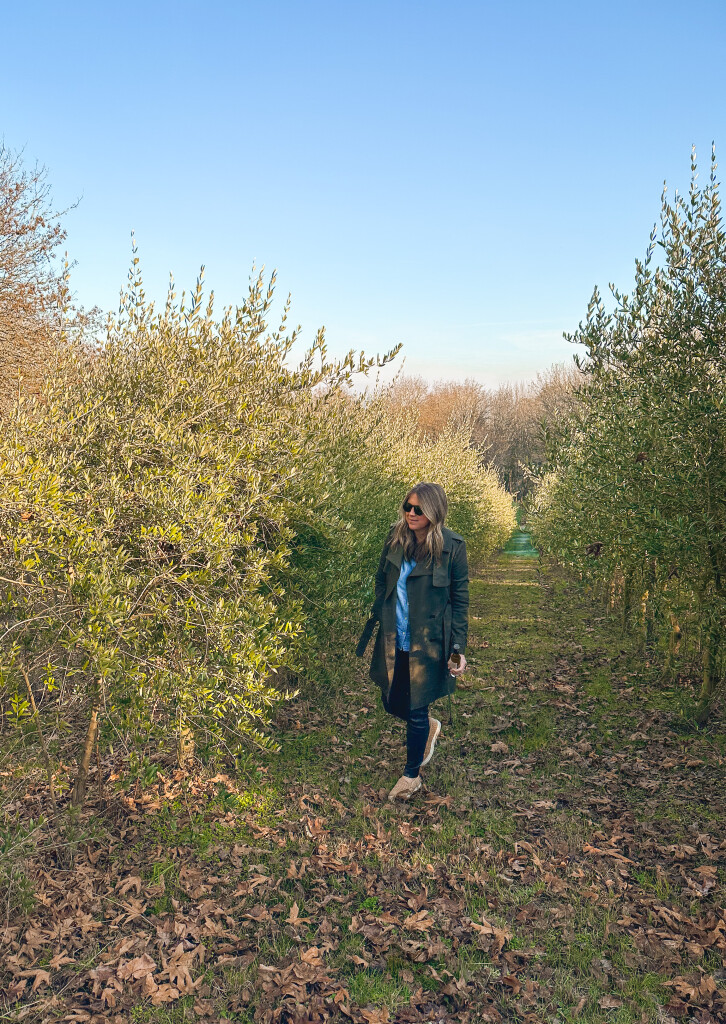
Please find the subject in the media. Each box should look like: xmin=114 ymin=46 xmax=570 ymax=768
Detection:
xmin=405 ymin=492 xmax=431 ymax=532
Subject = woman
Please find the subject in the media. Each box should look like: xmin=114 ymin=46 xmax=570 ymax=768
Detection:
xmin=359 ymin=482 xmax=469 ymax=801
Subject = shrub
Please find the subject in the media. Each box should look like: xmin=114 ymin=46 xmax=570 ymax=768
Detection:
xmin=283 ymin=396 xmax=516 ymax=668
xmin=0 ymin=252 xmax=514 ymax=803
xmin=528 ymin=147 xmax=726 ymax=722
xmin=0 ymin=255 xmax=398 ymax=804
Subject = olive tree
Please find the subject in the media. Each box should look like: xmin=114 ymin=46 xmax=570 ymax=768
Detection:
xmin=529 ymin=147 xmax=726 ymax=721
xmin=0 ymin=252 xmax=399 ymax=805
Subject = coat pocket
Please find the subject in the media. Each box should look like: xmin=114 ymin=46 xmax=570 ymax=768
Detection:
xmin=432 ymin=564 xmax=450 ymax=587
xmin=433 ymin=547 xmax=452 ymax=587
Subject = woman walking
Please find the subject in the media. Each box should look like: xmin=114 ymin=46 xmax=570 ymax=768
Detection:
xmin=359 ymin=482 xmax=469 ymax=801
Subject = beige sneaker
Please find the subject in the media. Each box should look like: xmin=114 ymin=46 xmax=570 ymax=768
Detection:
xmin=420 ymin=717 xmax=441 ymax=768
xmin=388 ymin=775 xmax=423 ymax=801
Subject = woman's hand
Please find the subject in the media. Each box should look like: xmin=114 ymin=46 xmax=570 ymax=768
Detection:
xmin=448 ymin=653 xmax=467 ymax=677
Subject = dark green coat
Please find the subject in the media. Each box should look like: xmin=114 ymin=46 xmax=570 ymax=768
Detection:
xmin=368 ymin=526 xmax=469 ymax=710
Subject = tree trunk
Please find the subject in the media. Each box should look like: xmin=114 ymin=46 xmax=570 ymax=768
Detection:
xmin=695 ymin=629 xmax=721 ymax=725
xmin=663 ymin=608 xmax=682 ymax=681
xmin=644 ymin=559 xmax=657 ymax=647
xmin=177 ymin=716 xmax=195 ymax=765
xmin=621 ymin=573 xmax=631 ymax=636
xmin=71 ymin=701 xmax=100 ymax=808
xmin=639 ymin=588 xmax=649 ymax=650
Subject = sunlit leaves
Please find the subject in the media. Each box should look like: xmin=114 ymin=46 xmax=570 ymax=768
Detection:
xmin=0 ymin=256 xmax=403 ymax=790
xmin=530 ymin=146 xmax=726 ymax=717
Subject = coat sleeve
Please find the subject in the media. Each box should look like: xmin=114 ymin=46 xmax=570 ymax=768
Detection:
xmin=372 ymin=535 xmax=391 ymax=619
xmin=449 ymin=539 xmax=469 ymax=653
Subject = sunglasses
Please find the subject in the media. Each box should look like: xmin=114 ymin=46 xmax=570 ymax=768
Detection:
xmin=403 ymin=501 xmax=424 ymax=516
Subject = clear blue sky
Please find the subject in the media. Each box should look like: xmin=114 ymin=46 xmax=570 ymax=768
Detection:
xmin=3 ymin=0 xmax=725 ymax=385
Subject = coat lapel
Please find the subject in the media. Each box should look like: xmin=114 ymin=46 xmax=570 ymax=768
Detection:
xmin=386 ymin=545 xmax=403 ymax=570
xmin=408 ymin=532 xmax=452 ymax=577
xmin=384 ymin=529 xmax=454 ymax=585
xmin=384 ymin=544 xmax=402 ymax=599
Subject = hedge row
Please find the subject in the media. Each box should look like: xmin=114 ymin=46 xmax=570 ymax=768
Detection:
xmin=528 ymin=149 xmax=726 ymax=722
xmin=0 ymin=259 xmax=514 ymax=801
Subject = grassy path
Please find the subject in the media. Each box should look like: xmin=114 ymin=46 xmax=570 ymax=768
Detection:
xmin=502 ymin=527 xmax=539 ymax=559
xmin=3 ymin=543 xmax=726 ymax=1023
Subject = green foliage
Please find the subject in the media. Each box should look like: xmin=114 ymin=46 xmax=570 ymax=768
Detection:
xmin=0 ymin=818 xmax=39 ymax=916
xmin=0 ymin=252 xmax=399 ymax=786
xmin=0 ymin=249 xmax=513 ymax=797
xmin=529 ymin=146 xmax=726 ymax=720
xmin=285 ymin=397 xmax=515 ymax=665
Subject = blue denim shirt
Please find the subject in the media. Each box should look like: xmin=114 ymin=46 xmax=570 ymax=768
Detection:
xmin=395 ymin=557 xmax=416 ymax=651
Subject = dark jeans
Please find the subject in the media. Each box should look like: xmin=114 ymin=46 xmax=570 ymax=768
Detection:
xmin=383 ymin=649 xmax=430 ymax=779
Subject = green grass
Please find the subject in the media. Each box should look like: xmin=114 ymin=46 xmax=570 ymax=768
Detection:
xmin=502 ymin=527 xmax=539 ymax=558
xmin=347 ymin=971 xmax=411 ymax=1007
xmin=467 ymin=808 xmax=516 ymax=844
xmin=584 ymin=667 xmax=615 ymax=702
xmin=631 ymin=868 xmax=672 ymax=900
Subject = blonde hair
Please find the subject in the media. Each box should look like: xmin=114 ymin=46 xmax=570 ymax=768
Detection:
xmin=390 ymin=482 xmax=448 ymax=564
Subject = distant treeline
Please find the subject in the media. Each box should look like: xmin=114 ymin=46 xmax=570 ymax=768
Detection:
xmin=381 ymin=365 xmax=581 ymax=497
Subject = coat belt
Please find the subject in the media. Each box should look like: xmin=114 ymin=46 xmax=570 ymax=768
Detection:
xmin=355 ymin=614 xmax=378 ymax=658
